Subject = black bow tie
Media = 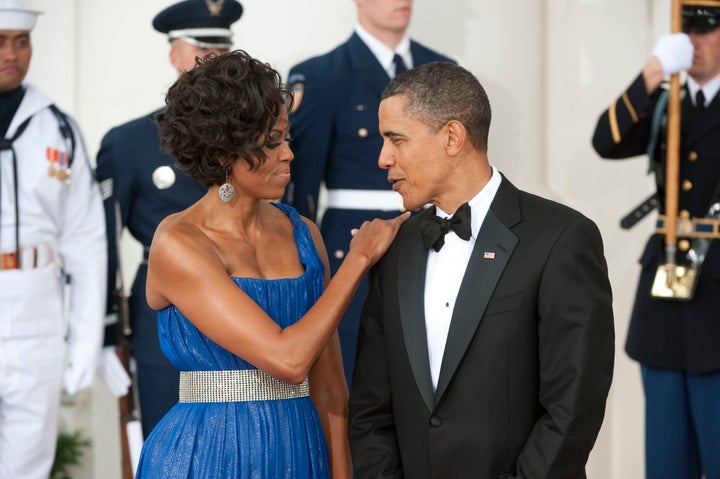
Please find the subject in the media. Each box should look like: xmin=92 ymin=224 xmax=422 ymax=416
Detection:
xmin=419 ymin=203 xmax=472 ymax=252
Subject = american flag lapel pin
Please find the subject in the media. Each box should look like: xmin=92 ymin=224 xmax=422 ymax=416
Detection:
xmin=483 ymin=251 xmax=496 ymax=260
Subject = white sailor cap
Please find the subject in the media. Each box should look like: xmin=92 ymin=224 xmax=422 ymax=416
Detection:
xmin=0 ymin=0 xmax=41 ymax=31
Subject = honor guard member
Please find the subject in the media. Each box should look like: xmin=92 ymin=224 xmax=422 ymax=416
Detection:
xmin=0 ymin=1 xmax=107 ymax=478
xmin=283 ymin=0 xmax=455 ymax=385
xmin=95 ymin=0 xmax=243 ymax=438
xmin=592 ymin=2 xmax=720 ymax=477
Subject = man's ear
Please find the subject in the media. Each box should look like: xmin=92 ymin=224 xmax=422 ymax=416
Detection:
xmin=169 ymin=47 xmax=179 ymax=73
xmin=169 ymin=41 xmax=186 ymax=74
xmin=445 ymin=120 xmax=467 ymax=156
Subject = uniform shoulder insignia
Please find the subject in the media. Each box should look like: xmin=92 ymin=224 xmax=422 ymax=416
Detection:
xmin=290 ymin=82 xmax=304 ymax=114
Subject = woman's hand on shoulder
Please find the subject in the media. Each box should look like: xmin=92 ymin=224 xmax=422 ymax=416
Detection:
xmin=348 ymin=211 xmax=410 ymax=267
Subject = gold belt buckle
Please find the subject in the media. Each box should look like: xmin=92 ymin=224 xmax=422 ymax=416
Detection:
xmin=676 ymin=217 xmax=695 ymax=237
xmin=1 ymin=252 xmax=17 ymax=270
xmin=650 ymin=263 xmax=698 ymax=301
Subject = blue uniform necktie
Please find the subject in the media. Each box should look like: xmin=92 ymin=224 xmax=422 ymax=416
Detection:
xmin=393 ymin=54 xmax=408 ymax=76
xmin=696 ymin=90 xmax=706 ymax=113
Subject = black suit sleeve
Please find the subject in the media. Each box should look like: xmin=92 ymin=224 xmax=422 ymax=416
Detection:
xmin=348 ymin=265 xmax=403 ymax=478
xmin=515 ymin=215 xmax=615 ymax=478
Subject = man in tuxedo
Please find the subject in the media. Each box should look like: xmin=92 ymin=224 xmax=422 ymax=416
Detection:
xmin=348 ymin=62 xmax=615 ymax=478
xmin=282 ymin=0 xmax=454 ymax=385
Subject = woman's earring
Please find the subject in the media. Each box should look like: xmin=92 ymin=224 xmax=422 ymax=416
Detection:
xmin=218 ymin=170 xmax=235 ymax=203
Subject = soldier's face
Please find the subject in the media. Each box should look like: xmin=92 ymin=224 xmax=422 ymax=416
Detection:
xmin=356 ymin=0 xmax=413 ymax=36
xmin=688 ymin=27 xmax=720 ymax=85
xmin=170 ymin=39 xmax=229 ymax=75
xmin=0 ymin=30 xmax=32 ymax=93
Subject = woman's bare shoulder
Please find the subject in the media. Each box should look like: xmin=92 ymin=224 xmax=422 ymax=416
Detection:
xmin=146 ymin=210 xmax=225 ymax=309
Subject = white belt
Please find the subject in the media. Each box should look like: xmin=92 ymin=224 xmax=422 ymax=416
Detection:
xmin=326 ymin=189 xmax=404 ymax=211
xmin=179 ymin=369 xmax=309 ymax=403
xmin=0 ymin=242 xmax=56 ymax=271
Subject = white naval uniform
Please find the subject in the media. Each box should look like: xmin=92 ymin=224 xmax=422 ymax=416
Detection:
xmin=0 ymin=84 xmax=106 ymax=479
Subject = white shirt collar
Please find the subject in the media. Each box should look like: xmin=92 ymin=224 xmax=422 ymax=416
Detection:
xmin=434 ymin=165 xmax=502 ymax=240
xmin=687 ymin=75 xmax=720 ymax=107
xmin=354 ymin=23 xmax=412 ymax=77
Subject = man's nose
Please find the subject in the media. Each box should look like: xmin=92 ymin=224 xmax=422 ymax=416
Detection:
xmin=378 ymin=146 xmax=393 ymax=169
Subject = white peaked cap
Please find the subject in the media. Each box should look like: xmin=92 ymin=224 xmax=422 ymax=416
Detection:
xmin=0 ymin=0 xmax=42 ymax=31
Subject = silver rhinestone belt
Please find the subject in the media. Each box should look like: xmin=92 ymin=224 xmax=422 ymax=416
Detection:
xmin=179 ymin=369 xmax=309 ymax=403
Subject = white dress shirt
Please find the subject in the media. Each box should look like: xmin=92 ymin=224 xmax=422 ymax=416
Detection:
xmin=424 ymin=166 xmax=501 ymax=391
xmin=687 ymin=74 xmax=720 ymax=108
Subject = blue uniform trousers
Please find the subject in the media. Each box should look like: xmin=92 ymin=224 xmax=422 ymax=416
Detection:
xmin=642 ymin=365 xmax=720 ymax=479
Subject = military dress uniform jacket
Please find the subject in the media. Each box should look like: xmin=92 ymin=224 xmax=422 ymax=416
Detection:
xmin=592 ymin=72 xmax=720 ymax=373
xmin=284 ymin=32 xmax=454 ymax=224
xmin=0 ymin=83 xmax=106 ymax=348
xmin=0 ymin=83 xmax=106 ymax=479
xmin=95 ymin=110 xmax=206 ymax=367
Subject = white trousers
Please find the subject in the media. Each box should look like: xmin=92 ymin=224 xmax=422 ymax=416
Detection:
xmin=0 ymin=334 xmax=64 ymax=479
xmin=0 ymin=264 xmax=65 ymax=479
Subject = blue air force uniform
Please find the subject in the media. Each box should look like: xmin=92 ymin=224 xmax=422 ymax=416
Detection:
xmin=283 ymin=32 xmax=454 ymax=384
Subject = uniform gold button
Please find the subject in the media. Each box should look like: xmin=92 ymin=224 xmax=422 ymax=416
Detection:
xmin=678 ymin=239 xmax=690 ymax=252
xmin=689 ymin=151 xmax=698 ymax=161
xmin=680 ymin=209 xmax=691 ymax=218
xmin=334 ymin=249 xmax=345 ymax=259
xmin=358 ymin=128 xmax=368 ymax=138
xmin=682 ymin=180 xmax=693 ymax=191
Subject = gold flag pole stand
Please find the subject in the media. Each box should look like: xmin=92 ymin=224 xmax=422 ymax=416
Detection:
xmin=651 ymin=0 xmax=698 ymax=299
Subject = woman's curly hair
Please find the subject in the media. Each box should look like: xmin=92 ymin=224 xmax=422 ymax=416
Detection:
xmin=156 ymin=50 xmax=293 ymax=188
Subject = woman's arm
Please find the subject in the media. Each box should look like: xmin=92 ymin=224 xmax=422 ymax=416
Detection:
xmin=146 ymin=210 xmax=409 ymax=385
xmin=309 ymin=333 xmax=352 ymax=479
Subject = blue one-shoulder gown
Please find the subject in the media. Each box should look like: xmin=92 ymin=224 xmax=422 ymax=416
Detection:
xmin=135 ymin=203 xmax=329 ymax=478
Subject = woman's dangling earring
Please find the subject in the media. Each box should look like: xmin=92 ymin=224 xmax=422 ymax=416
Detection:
xmin=218 ymin=169 xmax=235 ymax=203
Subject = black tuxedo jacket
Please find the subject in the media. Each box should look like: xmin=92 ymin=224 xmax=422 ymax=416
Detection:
xmin=348 ymin=177 xmax=615 ymax=478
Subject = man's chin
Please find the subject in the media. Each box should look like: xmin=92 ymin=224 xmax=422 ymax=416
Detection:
xmin=0 ymin=78 xmax=24 ymax=93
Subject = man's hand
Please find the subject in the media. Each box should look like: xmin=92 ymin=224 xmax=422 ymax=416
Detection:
xmin=63 ymin=340 xmax=101 ymax=395
xmin=97 ymin=346 xmax=131 ymax=397
xmin=652 ymin=33 xmax=694 ymax=76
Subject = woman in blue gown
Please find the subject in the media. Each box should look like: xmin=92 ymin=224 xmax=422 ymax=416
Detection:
xmin=135 ymin=50 xmax=408 ymax=478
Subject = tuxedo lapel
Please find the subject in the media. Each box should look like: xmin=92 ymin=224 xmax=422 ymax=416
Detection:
xmin=434 ymin=181 xmax=520 ymax=403
xmin=398 ymin=211 xmax=435 ymax=412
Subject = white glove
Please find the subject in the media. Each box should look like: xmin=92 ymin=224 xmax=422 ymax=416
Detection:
xmin=97 ymin=346 xmax=132 ymax=397
xmin=63 ymin=339 xmax=102 ymax=395
xmin=652 ymin=33 xmax=694 ymax=76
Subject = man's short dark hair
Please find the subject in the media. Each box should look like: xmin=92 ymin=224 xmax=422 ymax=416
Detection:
xmin=381 ymin=62 xmax=491 ymax=152
xmin=156 ymin=49 xmax=292 ymax=188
